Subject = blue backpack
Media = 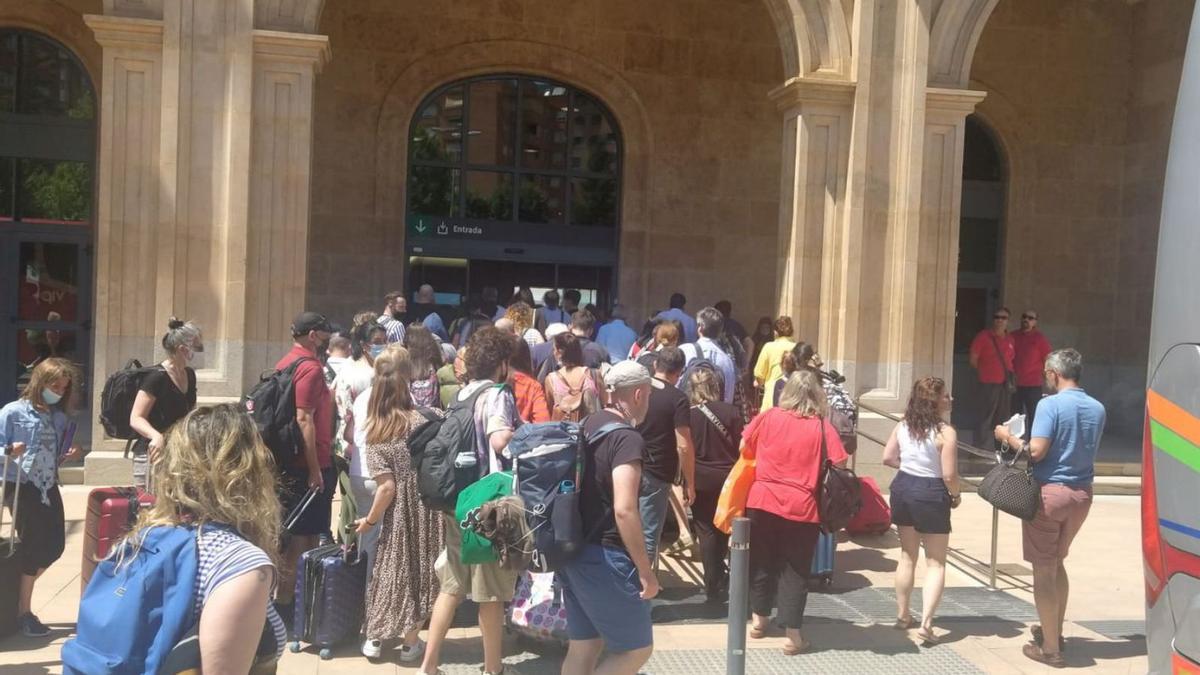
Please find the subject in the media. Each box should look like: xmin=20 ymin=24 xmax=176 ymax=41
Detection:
xmin=62 ymin=526 xmax=200 ymax=675
xmin=508 ymin=419 xmax=632 ymax=573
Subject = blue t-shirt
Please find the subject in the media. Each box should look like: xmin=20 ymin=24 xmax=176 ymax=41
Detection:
xmin=1030 ymin=388 xmax=1106 ymax=487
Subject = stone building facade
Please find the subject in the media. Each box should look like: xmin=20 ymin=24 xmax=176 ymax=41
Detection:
xmin=0 ymin=0 xmax=1189 ymax=478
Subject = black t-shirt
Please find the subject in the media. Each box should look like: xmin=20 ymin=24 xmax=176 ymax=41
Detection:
xmin=689 ymin=400 xmax=744 ymax=493
xmin=636 ymin=378 xmax=689 ymax=482
xmin=724 ymin=318 xmax=748 ymax=343
xmin=581 ymin=410 xmax=643 ymax=550
xmin=137 ymin=366 xmax=197 ymax=439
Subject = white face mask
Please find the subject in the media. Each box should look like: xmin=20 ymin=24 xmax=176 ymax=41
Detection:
xmin=42 ymin=388 xmax=63 ymax=406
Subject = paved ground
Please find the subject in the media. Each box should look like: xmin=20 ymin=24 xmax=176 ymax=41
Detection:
xmin=1 ymin=488 xmax=1147 ymax=673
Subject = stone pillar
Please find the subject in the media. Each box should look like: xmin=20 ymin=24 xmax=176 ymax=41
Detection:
xmin=83 ymin=2 xmax=327 ymax=481
xmin=769 ymin=78 xmax=855 ymax=342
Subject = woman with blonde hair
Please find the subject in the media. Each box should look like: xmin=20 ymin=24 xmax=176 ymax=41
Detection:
xmin=744 ymin=370 xmax=848 ymax=655
xmin=753 ymin=316 xmax=797 ymax=411
xmin=79 ymin=403 xmax=285 ymax=671
xmin=353 ymin=345 xmax=444 ymax=662
xmin=882 ymin=376 xmax=959 ymax=644
xmin=1 ymin=357 xmax=84 ymax=637
xmin=505 ymin=301 xmax=544 ymax=348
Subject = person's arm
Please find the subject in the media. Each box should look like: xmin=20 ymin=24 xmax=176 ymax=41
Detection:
xmin=612 ymin=462 xmax=659 ymax=600
xmin=753 ymin=344 xmax=770 ymax=386
xmin=881 ymin=424 xmax=901 ymax=469
xmin=675 ymin=425 xmax=696 ymax=506
xmin=486 ymin=391 xmax=517 ymax=455
xmin=355 ymin=472 xmax=396 ymax=533
xmin=128 ymin=389 xmax=163 ymax=460
xmin=939 ymin=425 xmax=961 ymax=506
xmin=198 ymin=566 xmax=272 ymax=674
xmin=296 ymin=406 xmax=322 ymax=490
xmin=968 ymin=348 xmax=980 ymax=370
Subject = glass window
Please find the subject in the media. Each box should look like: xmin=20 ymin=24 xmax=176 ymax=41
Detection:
xmin=17 ymin=33 xmax=94 ymax=119
xmin=0 ymin=157 xmax=12 ymax=221
xmin=467 ymin=79 xmax=517 ymax=167
xmin=17 ymin=159 xmax=91 ymax=223
xmin=18 ymin=241 xmax=80 ymax=321
xmin=408 ymin=75 xmax=621 ymax=229
xmin=0 ymin=32 xmax=16 ymax=113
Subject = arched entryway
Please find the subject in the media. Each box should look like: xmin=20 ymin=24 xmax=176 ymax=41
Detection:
xmin=951 ymin=115 xmax=1007 ymax=442
xmin=0 ymin=28 xmax=96 ymax=444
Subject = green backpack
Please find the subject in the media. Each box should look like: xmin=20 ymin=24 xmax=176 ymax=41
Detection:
xmin=455 ymin=471 xmax=513 ymax=565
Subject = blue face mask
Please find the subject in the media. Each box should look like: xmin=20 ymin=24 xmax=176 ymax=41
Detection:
xmin=42 ymin=388 xmax=63 ymax=406
xmin=368 ymin=344 xmax=386 ymax=359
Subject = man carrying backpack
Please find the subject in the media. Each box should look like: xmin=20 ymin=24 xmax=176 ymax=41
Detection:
xmin=680 ymin=306 xmax=736 ymax=404
xmin=273 ymin=311 xmax=335 ymax=620
xmin=560 ymin=360 xmax=660 ymax=675
xmin=419 ymin=327 xmax=522 ymax=675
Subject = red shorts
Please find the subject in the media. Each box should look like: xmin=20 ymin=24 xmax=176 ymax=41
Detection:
xmin=1022 ymin=483 xmax=1093 ymax=564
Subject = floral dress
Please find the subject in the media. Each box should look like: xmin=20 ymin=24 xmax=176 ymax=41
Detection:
xmin=362 ymin=412 xmax=445 ymax=640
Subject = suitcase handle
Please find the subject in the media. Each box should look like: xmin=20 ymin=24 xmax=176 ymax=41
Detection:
xmin=283 ymin=486 xmax=320 ymax=532
xmin=1 ymin=453 xmax=22 ymax=558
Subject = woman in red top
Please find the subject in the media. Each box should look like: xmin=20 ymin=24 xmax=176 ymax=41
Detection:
xmin=508 ymin=337 xmax=550 ymax=423
xmin=744 ymin=369 xmax=848 ymax=655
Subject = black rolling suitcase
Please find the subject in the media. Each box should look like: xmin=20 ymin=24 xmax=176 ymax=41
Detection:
xmin=1 ymin=455 xmax=24 ymax=637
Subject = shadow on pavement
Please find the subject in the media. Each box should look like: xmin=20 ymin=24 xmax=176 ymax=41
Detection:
xmin=932 ymin=617 xmax=1026 ymax=645
xmin=1064 ymin=636 xmax=1148 ymax=667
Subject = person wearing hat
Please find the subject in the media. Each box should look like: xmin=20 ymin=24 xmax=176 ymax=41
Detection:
xmin=559 ymin=360 xmax=659 ymax=675
xmin=274 ymin=310 xmax=336 ymax=618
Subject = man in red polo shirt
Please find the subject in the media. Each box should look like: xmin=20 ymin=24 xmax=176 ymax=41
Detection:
xmin=275 ymin=310 xmax=335 ymax=618
xmin=969 ymin=307 xmax=1015 ymax=449
xmin=1011 ymin=309 xmax=1052 ymax=441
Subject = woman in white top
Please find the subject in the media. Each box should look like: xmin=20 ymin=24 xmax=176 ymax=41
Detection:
xmin=881 ymin=376 xmax=960 ymax=644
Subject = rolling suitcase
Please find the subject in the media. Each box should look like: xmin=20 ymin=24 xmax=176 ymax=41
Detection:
xmin=1 ymin=457 xmax=23 ymax=638
xmin=809 ymin=531 xmax=836 ymax=586
xmin=81 ymin=486 xmax=156 ymax=590
xmin=288 ymin=543 xmax=368 ymax=660
xmin=507 ymin=571 xmax=569 ymax=646
xmin=846 ymin=476 xmax=892 ymax=535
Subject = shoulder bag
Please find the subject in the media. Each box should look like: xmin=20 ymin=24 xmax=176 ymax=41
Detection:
xmin=817 ymin=417 xmax=862 ymax=533
xmin=988 ymin=332 xmax=1018 ymax=394
xmin=977 ymin=445 xmax=1041 ymax=521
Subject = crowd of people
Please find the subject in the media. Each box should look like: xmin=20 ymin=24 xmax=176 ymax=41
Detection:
xmin=0 ymin=285 xmax=1106 ymax=673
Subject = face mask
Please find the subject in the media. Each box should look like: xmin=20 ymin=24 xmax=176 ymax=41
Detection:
xmin=368 ymin=344 xmax=386 ymax=359
xmin=42 ymin=388 xmax=63 ymax=406
xmin=192 ymin=342 xmax=205 ymax=353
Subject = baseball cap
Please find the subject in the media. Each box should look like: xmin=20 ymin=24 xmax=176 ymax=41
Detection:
xmin=604 ymin=360 xmax=653 ymax=392
xmin=292 ymin=311 xmax=332 ymax=336
xmin=545 ymin=323 xmax=570 ymax=339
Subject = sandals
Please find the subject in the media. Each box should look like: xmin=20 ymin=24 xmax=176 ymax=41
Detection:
xmin=1022 ymin=643 xmax=1066 ymax=668
xmin=782 ymin=638 xmax=811 ymax=656
xmin=892 ymin=615 xmax=916 ymax=630
xmin=749 ymin=623 xmax=770 ymax=639
xmin=1031 ymin=624 xmax=1066 ymax=651
xmin=915 ymin=626 xmax=939 ymax=645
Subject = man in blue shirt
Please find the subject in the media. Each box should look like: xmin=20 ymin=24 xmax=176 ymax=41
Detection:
xmin=596 ymin=304 xmax=638 ymax=363
xmin=654 ymin=293 xmax=697 ymax=343
xmin=680 ymin=307 xmax=737 ymax=404
xmin=995 ymin=348 xmax=1104 ymax=668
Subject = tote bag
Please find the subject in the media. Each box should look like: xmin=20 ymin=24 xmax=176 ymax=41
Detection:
xmin=714 ymin=452 xmax=756 ymax=534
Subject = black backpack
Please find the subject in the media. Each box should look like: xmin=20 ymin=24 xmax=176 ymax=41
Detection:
xmin=242 ymin=357 xmax=316 ymax=467
xmin=407 ymin=384 xmax=498 ymax=513
xmin=679 ymin=343 xmax=725 ymax=400
xmin=99 ymin=359 xmax=161 ymax=440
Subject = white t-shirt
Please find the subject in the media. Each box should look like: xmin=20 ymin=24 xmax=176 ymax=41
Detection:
xmin=350 ymin=387 xmax=373 ymax=479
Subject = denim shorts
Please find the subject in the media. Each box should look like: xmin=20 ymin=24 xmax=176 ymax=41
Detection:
xmin=560 ymin=544 xmax=653 ymax=652
xmin=889 ymin=471 xmax=952 ymax=534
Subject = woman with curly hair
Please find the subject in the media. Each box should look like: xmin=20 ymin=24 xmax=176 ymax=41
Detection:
xmin=404 ymin=325 xmax=444 ymax=409
xmin=504 ymin=301 xmax=543 ymax=348
xmin=881 ymin=376 xmax=959 ymax=644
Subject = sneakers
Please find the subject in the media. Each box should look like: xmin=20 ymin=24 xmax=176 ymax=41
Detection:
xmin=19 ymin=613 xmax=51 ymax=637
xmin=361 ymin=638 xmax=383 ymax=660
xmin=399 ymin=638 xmax=427 ymax=663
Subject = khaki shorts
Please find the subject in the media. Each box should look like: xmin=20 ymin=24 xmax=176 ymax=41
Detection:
xmin=1022 ymin=483 xmax=1093 ymax=564
xmin=435 ymin=513 xmax=519 ymax=603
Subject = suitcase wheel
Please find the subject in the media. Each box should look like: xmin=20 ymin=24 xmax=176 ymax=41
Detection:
xmin=319 ymin=648 xmax=333 ymax=660
xmin=289 ymin=642 xmax=301 ymax=654
xmin=820 ymin=574 xmax=833 ymax=586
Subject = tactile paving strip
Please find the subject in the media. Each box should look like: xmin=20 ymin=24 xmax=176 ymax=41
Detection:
xmin=1075 ymin=620 xmax=1147 ymax=640
xmin=438 ymin=646 xmax=986 ymax=674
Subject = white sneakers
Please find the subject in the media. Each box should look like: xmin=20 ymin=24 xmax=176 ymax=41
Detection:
xmin=361 ymin=637 xmax=425 ymax=663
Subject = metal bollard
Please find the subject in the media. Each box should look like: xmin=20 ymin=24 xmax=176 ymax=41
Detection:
xmin=727 ymin=517 xmax=751 ymax=675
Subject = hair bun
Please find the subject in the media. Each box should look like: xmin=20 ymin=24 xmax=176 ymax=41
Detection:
xmin=168 ymin=317 xmax=185 ymax=330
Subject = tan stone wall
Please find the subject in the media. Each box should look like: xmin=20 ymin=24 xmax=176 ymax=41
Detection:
xmin=971 ymin=0 xmax=1192 ymax=434
xmin=306 ymin=0 xmax=785 ymax=328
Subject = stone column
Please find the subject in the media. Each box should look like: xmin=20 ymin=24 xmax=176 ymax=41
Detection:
xmin=769 ymin=78 xmax=855 ymax=342
xmin=83 ymin=2 xmax=328 ymax=481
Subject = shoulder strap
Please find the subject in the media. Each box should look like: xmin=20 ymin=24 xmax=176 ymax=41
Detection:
xmin=987 ymin=333 xmax=1014 ymax=377
xmin=817 ymin=416 xmax=828 ymax=494
xmin=697 ymin=403 xmax=735 ymax=448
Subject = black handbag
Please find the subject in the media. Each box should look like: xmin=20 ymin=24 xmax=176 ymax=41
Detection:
xmin=817 ymin=417 xmax=862 ymax=533
xmin=977 ymin=446 xmax=1041 ymax=520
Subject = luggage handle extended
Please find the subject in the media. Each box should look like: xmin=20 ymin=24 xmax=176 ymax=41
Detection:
xmin=1 ymin=453 xmax=22 ymax=558
xmin=283 ymin=486 xmax=320 ymax=532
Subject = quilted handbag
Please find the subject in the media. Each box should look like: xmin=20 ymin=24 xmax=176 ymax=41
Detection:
xmin=977 ymin=448 xmax=1041 ymax=521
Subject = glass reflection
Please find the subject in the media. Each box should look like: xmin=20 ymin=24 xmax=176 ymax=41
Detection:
xmin=519 ymin=174 xmax=566 ymax=225
xmin=413 ymin=85 xmax=464 ymax=162
xmin=409 ymin=166 xmax=460 ymax=217
xmin=18 ymin=241 xmax=80 ymax=322
xmin=467 ymin=79 xmax=517 ymax=167
xmin=465 ymin=171 xmax=513 ymax=220
xmin=17 ymin=159 xmax=91 ymax=223
xmin=570 ymin=177 xmax=616 ymax=227
xmin=16 ymin=32 xmax=93 ymax=119
xmin=570 ymin=93 xmax=617 ymax=175
xmin=521 ymin=81 xmax=568 ymax=171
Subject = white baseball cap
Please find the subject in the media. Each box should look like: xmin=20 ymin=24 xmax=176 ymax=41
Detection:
xmin=545 ymin=323 xmax=569 ymax=339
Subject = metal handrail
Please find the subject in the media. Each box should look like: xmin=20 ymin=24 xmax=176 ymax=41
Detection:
xmin=853 ymin=397 xmax=1006 ymax=590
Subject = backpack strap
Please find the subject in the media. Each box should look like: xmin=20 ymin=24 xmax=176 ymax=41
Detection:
xmin=577 ymin=419 xmax=634 ymax=545
xmin=696 ymin=402 xmax=735 ymax=449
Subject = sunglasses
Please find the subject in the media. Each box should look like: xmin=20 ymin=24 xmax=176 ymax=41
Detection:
xmin=1022 ymin=314 xmax=1038 ymax=320
xmin=993 ymin=314 xmax=1009 ymax=320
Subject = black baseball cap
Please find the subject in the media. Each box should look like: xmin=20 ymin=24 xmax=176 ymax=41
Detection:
xmin=292 ymin=311 xmax=332 ymax=336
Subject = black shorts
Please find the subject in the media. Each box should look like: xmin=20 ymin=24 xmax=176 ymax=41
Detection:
xmin=3 ymin=481 xmax=66 ymax=575
xmin=889 ymin=471 xmax=952 ymax=535
xmin=279 ymin=467 xmax=336 ymax=536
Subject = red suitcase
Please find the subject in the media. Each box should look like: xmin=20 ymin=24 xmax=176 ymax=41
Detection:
xmin=846 ymin=476 xmax=891 ymax=535
xmin=81 ymin=487 xmax=156 ymax=590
